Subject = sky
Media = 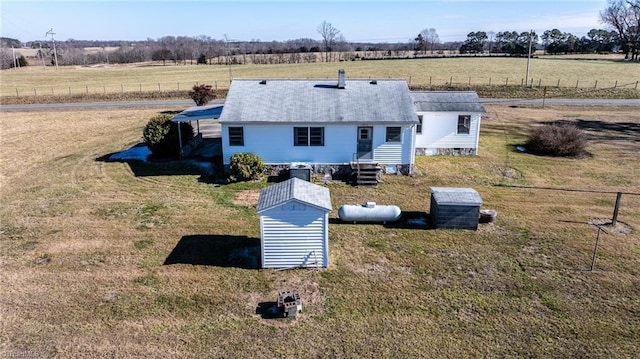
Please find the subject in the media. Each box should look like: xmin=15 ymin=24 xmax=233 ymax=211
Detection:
xmin=1 ymin=0 xmax=609 ymax=44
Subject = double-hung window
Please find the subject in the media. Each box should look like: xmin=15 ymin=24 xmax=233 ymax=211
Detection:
xmin=457 ymin=115 xmax=471 ymax=134
xmin=385 ymin=127 xmax=401 ymax=142
xmin=416 ymin=115 xmax=423 ymax=134
xmin=294 ymin=127 xmax=324 ymax=146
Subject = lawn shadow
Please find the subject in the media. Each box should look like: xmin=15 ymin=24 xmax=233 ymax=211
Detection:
xmin=164 ymin=235 xmax=260 ymax=269
xmin=329 ymin=211 xmax=433 ymax=229
xmin=95 ymin=140 xmax=224 ymax=184
xmin=255 ymin=301 xmax=281 ymax=319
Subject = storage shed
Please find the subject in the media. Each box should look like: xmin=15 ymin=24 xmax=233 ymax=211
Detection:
xmin=256 ymin=178 xmax=332 ymax=268
xmin=429 ymin=187 xmax=482 ymax=230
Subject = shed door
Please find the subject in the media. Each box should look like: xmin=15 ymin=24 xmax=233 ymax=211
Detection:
xmin=357 ymin=127 xmax=373 ymax=160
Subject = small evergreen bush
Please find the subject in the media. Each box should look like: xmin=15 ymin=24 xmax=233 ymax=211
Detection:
xmin=189 ymin=84 xmax=216 ymax=106
xmin=142 ymin=114 xmax=194 ymax=158
xmin=229 ymin=153 xmax=265 ymax=181
xmin=525 ymin=123 xmax=587 ymax=157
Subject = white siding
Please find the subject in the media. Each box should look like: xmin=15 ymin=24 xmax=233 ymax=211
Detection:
xmin=415 ymin=112 xmax=481 ymax=153
xmin=222 ymin=123 xmax=415 ymax=166
xmin=260 ymin=204 xmax=328 ymax=268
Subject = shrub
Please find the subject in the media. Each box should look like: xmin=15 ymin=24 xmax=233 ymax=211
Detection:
xmin=229 ymin=153 xmax=265 ymax=182
xmin=189 ymin=84 xmax=216 ymax=106
xmin=142 ymin=114 xmax=194 ymax=158
xmin=525 ymin=123 xmax=587 ymax=157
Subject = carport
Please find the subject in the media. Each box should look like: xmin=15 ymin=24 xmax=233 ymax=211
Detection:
xmin=170 ymin=104 xmax=223 ymax=158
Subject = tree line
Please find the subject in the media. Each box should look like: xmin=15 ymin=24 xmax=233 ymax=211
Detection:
xmin=1 ymin=0 xmax=638 ymax=69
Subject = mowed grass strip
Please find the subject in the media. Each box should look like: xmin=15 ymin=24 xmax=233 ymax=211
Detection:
xmin=0 ymin=105 xmax=639 ymax=357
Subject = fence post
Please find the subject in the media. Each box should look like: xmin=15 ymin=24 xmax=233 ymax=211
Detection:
xmin=538 ymin=79 xmax=542 ymax=87
xmin=488 ymin=77 xmax=491 ymax=86
xmin=68 ymin=87 xmax=71 ymax=95
xmin=34 ymin=88 xmax=37 ymax=96
xmin=409 ymin=76 xmax=412 ymax=86
xmin=612 ymin=192 xmax=622 ymax=225
xmin=590 ymin=227 xmax=602 ymax=272
xmin=178 ymin=82 xmax=180 ymax=91
xmin=103 ymin=85 xmax=106 ymax=94
xmin=521 ymin=78 xmax=524 ymax=86
xmin=636 ymin=81 xmax=638 ymax=89
xmin=158 ymin=83 xmax=161 ymax=92
xmin=215 ymin=81 xmax=217 ymax=89
xmin=594 ymin=80 xmax=598 ymax=89
xmin=139 ymin=84 xmax=142 ymax=92
xmin=449 ymin=76 xmax=452 ymax=85
xmin=614 ymin=80 xmax=617 ymax=88
xmin=575 ymin=79 xmax=579 ymax=89
xmin=505 ymin=77 xmax=509 ymax=86
xmin=468 ymin=76 xmax=471 ymax=86
xmin=86 ymin=85 xmax=89 ymax=94
xmin=557 ymin=79 xmax=560 ymax=88
xmin=15 ymin=88 xmax=19 ymax=97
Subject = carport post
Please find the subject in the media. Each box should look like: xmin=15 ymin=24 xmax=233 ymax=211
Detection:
xmin=177 ymin=123 xmax=183 ymax=158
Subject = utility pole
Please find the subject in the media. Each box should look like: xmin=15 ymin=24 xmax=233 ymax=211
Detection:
xmin=525 ymin=29 xmax=533 ymax=87
xmin=12 ymin=47 xmax=18 ymax=68
xmin=46 ymin=28 xmax=59 ymax=69
xmin=223 ymin=34 xmax=234 ymax=83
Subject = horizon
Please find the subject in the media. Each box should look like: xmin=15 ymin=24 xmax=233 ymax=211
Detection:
xmin=2 ymin=0 xmax=608 ymax=44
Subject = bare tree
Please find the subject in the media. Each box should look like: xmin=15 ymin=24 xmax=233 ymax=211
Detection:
xmin=600 ymin=0 xmax=640 ymax=59
xmin=317 ymin=21 xmax=341 ymax=62
xmin=420 ymin=28 xmax=440 ymax=54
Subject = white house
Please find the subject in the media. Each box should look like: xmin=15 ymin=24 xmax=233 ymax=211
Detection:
xmin=218 ymin=70 xmax=418 ymax=174
xmin=410 ymin=91 xmax=486 ymax=155
xmin=256 ymin=178 xmax=332 ymax=269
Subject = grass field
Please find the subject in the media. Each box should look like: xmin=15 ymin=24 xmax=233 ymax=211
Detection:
xmin=1 ymin=104 xmax=639 ymax=357
xmin=2 ymin=55 xmax=638 ymax=101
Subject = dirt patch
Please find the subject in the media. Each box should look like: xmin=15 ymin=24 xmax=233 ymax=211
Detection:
xmin=233 ymin=189 xmax=260 ymax=207
xmin=589 ymin=218 xmax=633 ymax=236
xmin=248 ymin=271 xmax=326 ymax=327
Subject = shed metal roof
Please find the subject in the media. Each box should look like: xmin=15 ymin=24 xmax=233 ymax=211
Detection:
xmin=219 ymin=78 xmax=417 ymax=124
xmin=430 ymin=187 xmax=483 ymax=206
xmin=411 ymin=91 xmax=486 ymax=113
xmin=257 ymin=178 xmax=332 ymax=213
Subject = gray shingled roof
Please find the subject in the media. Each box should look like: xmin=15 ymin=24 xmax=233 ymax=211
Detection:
xmin=411 ymin=91 xmax=486 ymax=113
xmin=256 ymin=178 xmax=332 ymax=213
xmin=219 ymin=78 xmax=417 ymax=124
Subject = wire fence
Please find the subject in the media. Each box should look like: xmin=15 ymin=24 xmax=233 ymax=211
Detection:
xmin=6 ymin=76 xmax=639 ymax=98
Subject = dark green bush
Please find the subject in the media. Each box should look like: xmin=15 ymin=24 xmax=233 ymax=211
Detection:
xmin=229 ymin=153 xmax=265 ymax=182
xmin=142 ymin=114 xmax=194 ymax=158
xmin=189 ymin=84 xmax=216 ymax=106
xmin=525 ymin=123 xmax=587 ymax=157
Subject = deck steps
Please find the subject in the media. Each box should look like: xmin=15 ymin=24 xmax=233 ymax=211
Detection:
xmin=351 ymin=162 xmax=381 ymax=187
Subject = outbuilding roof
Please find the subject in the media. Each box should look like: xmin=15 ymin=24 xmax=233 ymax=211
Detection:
xmin=411 ymin=91 xmax=486 ymax=113
xmin=430 ymin=187 xmax=483 ymax=206
xmin=257 ymin=178 xmax=332 ymax=213
xmin=219 ymin=78 xmax=417 ymax=124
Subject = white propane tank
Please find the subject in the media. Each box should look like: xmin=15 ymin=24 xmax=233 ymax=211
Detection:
xmin=338 ymin=202 xmax=402 ymax=223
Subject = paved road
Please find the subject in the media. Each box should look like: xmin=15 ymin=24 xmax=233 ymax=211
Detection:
xmin=1 ymin=98 xmax=638 ymax=112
